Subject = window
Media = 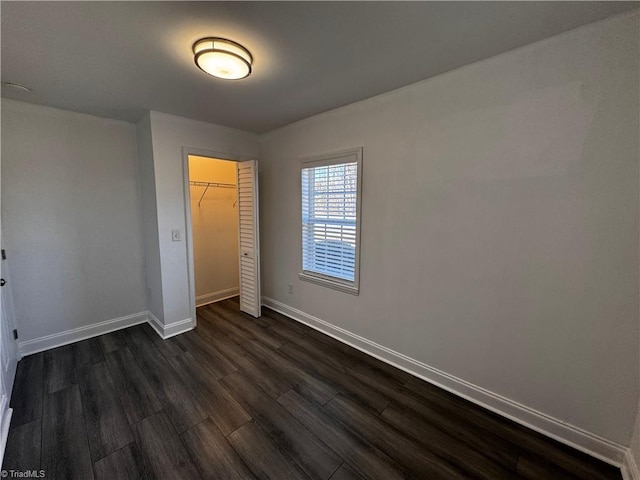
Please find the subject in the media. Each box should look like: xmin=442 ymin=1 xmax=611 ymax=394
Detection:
xmin=299 ymin=148 xmax=362 ymax=294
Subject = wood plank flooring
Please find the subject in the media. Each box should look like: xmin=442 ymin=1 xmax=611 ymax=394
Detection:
xmin=3 ymin=297 xmax=622 ymax=479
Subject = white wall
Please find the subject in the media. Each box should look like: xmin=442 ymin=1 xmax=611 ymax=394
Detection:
xmin=145 ymin=112 xmax=259 ymax=326
xmin=136 ymin=113 xmax=164 ymax=322
xmin=625 ymin=33 xmax=640 ymax=473
xmin=188 ymin=156 xmax=239 ymax=304
xmin=259 ymin=11 xmax=639 ymax=448
xmin=1 ymin=100 xmax=147 ymax=343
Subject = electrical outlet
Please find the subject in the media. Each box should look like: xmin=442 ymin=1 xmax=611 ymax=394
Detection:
xmin=288 ymin=282 xmax=294 ymax=294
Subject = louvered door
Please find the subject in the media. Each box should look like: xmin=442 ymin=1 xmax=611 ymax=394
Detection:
xmin=236 ymin=160 xmax=261 ymax=317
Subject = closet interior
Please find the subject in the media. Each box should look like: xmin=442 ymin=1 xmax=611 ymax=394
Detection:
xmin=188 ymin=155 xmax=240 ymax=307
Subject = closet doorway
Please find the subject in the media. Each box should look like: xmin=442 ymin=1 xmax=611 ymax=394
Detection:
xmin=183 ymin=150 xmax=261 ymax=325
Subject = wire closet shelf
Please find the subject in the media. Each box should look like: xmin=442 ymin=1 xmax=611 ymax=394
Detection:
xmin=189 ymin=180 xmax=237 ymax=207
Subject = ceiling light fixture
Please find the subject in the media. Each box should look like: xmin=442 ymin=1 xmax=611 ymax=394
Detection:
xmin=193 ymin=37 xmax=252 ymax=80
xmin=1 ymin=81 xmax=31 ymax=93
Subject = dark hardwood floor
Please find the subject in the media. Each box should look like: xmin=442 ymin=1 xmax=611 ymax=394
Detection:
xmin=3 ymin=297 xmax=621 ymax=479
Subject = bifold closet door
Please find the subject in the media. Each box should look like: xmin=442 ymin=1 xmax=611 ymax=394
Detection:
xmin=236 ymin=160 xmax=261 ymax=317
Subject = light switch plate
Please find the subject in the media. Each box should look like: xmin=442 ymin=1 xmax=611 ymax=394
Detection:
xmin=172 ymin=229 xmax=181 ymax=242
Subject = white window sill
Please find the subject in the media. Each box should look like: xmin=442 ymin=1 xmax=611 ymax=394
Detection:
xmin=298 ymin=272 xmax=359 ymax=295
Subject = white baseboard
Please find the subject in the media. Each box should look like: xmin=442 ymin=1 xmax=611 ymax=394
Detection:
xmin=196 ymin=287 xmax=239 ymax=307
xmin=262 ymin=296 xmax=627 ymax=468
xmin=18 ymin=310 xmax=195 ymax=356
xmin=147 ymin=312 xmax=194 ymax=339
xmin=622 ymin=450 xmax=640 ymax=480
xmin=18 ymin=311 xmax=149 ymax=356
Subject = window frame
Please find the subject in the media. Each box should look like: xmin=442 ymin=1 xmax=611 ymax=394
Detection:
xmin=298 ymin=147 xmax=363 ymax=295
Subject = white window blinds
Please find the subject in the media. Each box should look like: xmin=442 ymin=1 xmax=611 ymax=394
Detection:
xmin=300 ymin=148 xmax=362 ymax=294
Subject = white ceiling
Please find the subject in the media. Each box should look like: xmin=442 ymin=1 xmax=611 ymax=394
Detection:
xmin=1 ymin=1 xmax=637 ymax=133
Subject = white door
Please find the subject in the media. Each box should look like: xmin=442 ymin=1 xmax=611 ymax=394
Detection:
xmin=236 ymin=160 xmax=261 ymax=317
xmin=0 ymin=252 xmax=19 ymax=461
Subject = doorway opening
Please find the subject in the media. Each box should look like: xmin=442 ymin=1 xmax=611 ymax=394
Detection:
xmin=183 ymin=150 xmax=261 ymax=328
xmin=188 ymin=156 xmax=239 ymax=308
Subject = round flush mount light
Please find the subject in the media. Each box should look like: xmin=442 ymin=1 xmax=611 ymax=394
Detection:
xmin=193 ymin=37 xmax=252 ymax=80
xmin=1 ymin=81 xmax=31 ymax=93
